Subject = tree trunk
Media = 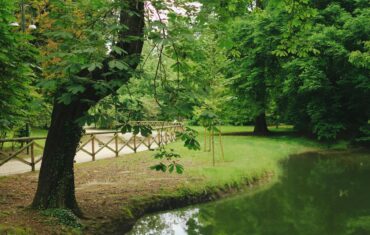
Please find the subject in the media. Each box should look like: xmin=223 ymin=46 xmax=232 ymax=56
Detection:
xmin=253 ymin=112 xmax=269 ymax=135
xmin=32 ymin=101 xmax=88 ymax=215
xmin=32 ymin=0 xmax=145 ymax=214
xmin=255 ymin=0 xmax=263 ymax=9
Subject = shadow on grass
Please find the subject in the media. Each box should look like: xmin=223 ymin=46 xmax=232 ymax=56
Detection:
xmin=221 ymin=130 xmax=304 ymax=137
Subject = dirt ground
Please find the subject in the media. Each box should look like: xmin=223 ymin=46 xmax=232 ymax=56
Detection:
xmin=0 ymin=151 xmax=201 ymax=234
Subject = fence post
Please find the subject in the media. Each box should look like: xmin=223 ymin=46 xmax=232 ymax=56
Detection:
xmin=148 ymin=135 xmax=151 ymax=149
xmin=30 ymin=141 xmax=35 ymax=171
xmin=133 ymin=134 xmax=137 ymax=153
xmin=219 ymin=130 xmax=225 ymax=161
xmin=26 ymin=140 xmax=29 ymax=155
xmin=159 ymin=129 xmax=163 ymax=146
xmin=212 ymin=129 xmax=215 ymax=166
xmin=208 ymin=129 xmax=211 ymax=152
xmin=204 ymin=127 xmax=207 ymax=151
xmin=91 ymin=134 xmax=95 ymax=161
xmin=115 ymin=133 xmax=118 ymax=157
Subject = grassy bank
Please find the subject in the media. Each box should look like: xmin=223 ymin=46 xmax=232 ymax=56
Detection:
xmin=0 ymin=126 xmax=353 ymax=234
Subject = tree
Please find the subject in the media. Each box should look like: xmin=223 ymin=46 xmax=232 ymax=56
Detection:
xmin=280 ymin=0 xmax=370 ymax=141
xmin=0 ymin=1 xmax=36 ymax=137
xmin=32 ymin=0 xmax=145 ymax=214
xmin=229 ymin=9 xmax=285 ymax=135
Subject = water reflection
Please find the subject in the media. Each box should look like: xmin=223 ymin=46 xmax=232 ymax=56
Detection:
xmin=128 ymin=152 xmax=370 ymax=235
xmin=129 ymin=209 xmax=201 ymax=235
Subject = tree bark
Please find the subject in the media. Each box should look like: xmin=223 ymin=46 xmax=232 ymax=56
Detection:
xmin=32 ymin=101 xmax=88 ymax=215
xmin=253 ymin=112 xmax=269 ymax=135
xmin=256 ymin=0 xmax=263 ymax=8
xmin=32 ymin=0 xmax=144 ymax=214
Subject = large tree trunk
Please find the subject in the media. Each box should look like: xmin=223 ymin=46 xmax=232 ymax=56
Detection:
xmin=32 ymin=101 xmax=88 ymax=215
xmin=253 ymin=112 xmax=269 ymax=135
xmin=32 ymin=0 xmax=144 ymax=214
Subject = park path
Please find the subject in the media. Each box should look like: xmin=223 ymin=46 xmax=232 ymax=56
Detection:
xmin=0 ymin=130 xmax=161 ymax=176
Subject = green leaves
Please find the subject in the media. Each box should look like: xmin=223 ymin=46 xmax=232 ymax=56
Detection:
xmin=153 ymin=147 xmax=181 ymax=160
xmin=108 ymin=60 xmax=129 ymax=70
xmin=0 ymin=0 xmax=37 ymax=132
xmin=67 ymin=84 xmax=85 ymax=95
xmin=150 ymin=162 xmax=184 ymax=174
xmin=57 ymin=93 xmax=73 ymax=105
xmin=171 ymin=163 xmax=184 ymax=174
xmin=150 ymin=147 xmax=184 ymax=174
xmin=45 ymin=31 xmax=74 ymax=40
xmin=111 ymin=46 xmax=127 ymax=55
xmin=149 ymin=127 xmax=199 ymax=174
xmin=87 ymin=62 xmax=103 ymax=72
xmin=150 ymin=163 xmax=167 ymax=172
xmin=120 ymin=123 xmax=153 ymax=137
xmin=177 ymin=127 xmax=201 ymax=150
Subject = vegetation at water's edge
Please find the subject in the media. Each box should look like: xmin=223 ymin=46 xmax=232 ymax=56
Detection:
xmin=86 ymin=126 xmax=348 ymax=233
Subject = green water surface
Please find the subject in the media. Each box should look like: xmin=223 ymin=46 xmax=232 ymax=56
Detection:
xmin=128 ymin=152 xmax=370 ymax=235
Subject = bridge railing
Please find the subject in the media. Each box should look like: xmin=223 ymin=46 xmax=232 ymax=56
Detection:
xmin=0 ymin=122 xmax=184 ymax=173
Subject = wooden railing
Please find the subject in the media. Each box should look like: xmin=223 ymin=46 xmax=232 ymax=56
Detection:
xmin=0 ymin=122 xmax=183 ymax=173
xmin=0 ymin=137 xmax=45 ymax=171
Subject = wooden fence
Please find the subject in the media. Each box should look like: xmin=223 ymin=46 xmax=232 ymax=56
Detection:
xmin=0 ymin=121 xmax=183 ymax=173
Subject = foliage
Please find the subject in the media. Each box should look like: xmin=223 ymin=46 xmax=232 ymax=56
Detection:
xmin=151 ymin=127 xmax=200 ymax=173
xmin=177 ymin=127 xmax=201 ymax=150
xmin=150 ymin=147 xmax=184 ymax=174
xmin=120 ymin=122 xmax=153 ymax=136
xmin=280 ymin=1 xmax=370 ymax=141
xmin=0 ymin=1 xmax=37 ymax=134
xmin=226 ymin=0 xmax=369 ymax=141
xmin=228 ymin=8 xmax=285 ymax=131
xmin=41 ymin=208 xmax=82 ymax=228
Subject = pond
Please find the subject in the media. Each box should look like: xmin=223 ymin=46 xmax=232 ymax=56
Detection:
xmin=128 ymin=152 xmax=370 ymax=235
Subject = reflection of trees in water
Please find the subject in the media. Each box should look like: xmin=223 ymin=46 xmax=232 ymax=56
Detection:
xmin=192 ymin=152 xmax=370 ymax=235
xmin=128 ymin=209 xmax=201 ymax=235
xmin=129 ymin=152 xmax=370 ymax=235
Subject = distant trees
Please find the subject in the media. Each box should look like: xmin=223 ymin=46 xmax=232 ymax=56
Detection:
xmin=0 ymin=1 xmax=36 ymax=136
xmin=228 ymin=0 xmax=369 ymax=141
xmin=281 ymin=1 xmax=369 ymax=142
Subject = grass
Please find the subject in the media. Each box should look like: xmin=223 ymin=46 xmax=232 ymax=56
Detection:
xmin=0 ymin=125 xmax=364 ymax=234
xmin=0 ymin=225 xmax=34 ymax=235
xmin=214 ymin=124 xmax=294 ymax=134
xmin=153 ymin=126 xmax=324 ymax=192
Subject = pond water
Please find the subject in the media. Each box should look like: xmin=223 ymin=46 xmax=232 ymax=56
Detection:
xmin=128 ymin=152 xmax=370 ymax=235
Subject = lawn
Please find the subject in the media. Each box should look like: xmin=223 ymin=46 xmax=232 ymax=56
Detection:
xmin=0 ymin=126 xmax=359 ymax=234
xmin=159 ymin=125 xmax=323 ymax=191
